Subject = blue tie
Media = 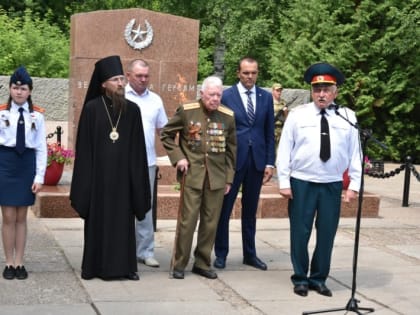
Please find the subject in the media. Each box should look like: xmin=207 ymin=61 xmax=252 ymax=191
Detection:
xmin=16 ymin=107 xmax=25 ymax=154
xmin=245 ymin=90 xmax=255 ymax=124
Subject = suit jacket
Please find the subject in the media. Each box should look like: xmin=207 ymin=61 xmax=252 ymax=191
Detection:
xmin=221 ymin=84 xmax=275 ymax=171
xmin=160 ymin=100 xmax=237 ymax=191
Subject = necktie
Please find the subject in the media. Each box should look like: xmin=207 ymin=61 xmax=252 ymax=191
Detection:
xmin=16 ymin=107 xmax=26 ymax=154
xmin=320 ymin=109 xmax=330 ymax=162
xmin=245 ymin=90 xmax=255 ymax=124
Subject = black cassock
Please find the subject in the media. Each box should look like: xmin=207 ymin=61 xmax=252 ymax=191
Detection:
xmin=70 ymin=96 xmax=151 ymax=280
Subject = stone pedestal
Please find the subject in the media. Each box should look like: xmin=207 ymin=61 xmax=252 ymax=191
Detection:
xmin=154 ymin=181 xmax=380 ymax=219
xmin=32 ymin=185 xmax=77 ymax=218
xmin=33 ymin=163 xmax=380 ymax=219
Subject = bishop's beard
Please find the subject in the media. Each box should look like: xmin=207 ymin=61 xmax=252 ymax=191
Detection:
xmin=110 ymin=87 xmax=126 ymax=114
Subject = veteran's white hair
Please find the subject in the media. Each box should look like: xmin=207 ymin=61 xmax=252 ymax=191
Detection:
xmin=200 ymin=76 xmax=223 ymax=92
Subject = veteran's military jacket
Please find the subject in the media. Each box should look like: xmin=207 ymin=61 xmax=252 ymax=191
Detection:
xmin=161 ymin=100 xmax=237 ymax=191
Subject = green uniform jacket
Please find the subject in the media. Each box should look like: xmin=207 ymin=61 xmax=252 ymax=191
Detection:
xmin=161 ymin=100 xmax=237 ymax=190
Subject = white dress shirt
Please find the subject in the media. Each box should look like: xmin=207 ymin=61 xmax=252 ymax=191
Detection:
xmin=0 ymin=101 xmax=47 ymax=183
xmin=125 ymin=85 xmax=168 ymax=166
xmin=276 ymin=102 xmax=362 ymax=192
xmin=237 ymin=83 xmax=256 ymax=114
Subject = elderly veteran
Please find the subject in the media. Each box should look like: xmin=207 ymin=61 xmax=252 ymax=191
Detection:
xmin=161 ymin=76 xmax=236 ymax=280
xmin=276 ymin=62 xmax=362 ymax=297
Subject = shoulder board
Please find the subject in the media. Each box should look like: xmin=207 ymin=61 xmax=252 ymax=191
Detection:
xmin=183 ymin=102 xmax=200 ymax=110
xmin=33 ymin=105 xmax=45 ymax=113
xmin=217 ymin=105 xmax=234 ymax=117
xmin=0 ymin=104 xmax=7 ymax=111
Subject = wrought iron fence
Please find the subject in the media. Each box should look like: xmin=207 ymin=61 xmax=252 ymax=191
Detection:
xmin=46 ymin=126 xmax=63 ymax=145
xmin=366 ymin=156 xmax=419 ymax=207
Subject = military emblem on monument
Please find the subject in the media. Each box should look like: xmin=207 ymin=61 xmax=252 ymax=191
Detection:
xmin=124 ymin=18 xmax=154 ymax=50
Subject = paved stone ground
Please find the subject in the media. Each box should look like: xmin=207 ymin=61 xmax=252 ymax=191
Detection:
xmin=0 ymin=163 xmax=419 ymax=315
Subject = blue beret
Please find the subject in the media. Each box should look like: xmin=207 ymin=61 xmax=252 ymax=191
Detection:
xmin=304 ymin=62 xmax=345 ymax=86
xmin=10 ymin=66 xmax=33 ymax=88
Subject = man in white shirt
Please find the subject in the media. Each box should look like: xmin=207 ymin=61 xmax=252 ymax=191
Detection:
xmin=125 ymin=59 xmax=168 ymax=268
xmin=276 ymin=62 xmax=362 ymax=297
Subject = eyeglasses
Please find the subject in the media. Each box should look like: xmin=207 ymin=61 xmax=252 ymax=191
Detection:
xmin=107 ymin=76 xmax=126 ymax=83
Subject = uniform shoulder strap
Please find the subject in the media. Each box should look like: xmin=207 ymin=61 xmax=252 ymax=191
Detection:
xmin=217 ymin=105 xmax=234 ymax=117
xmin=33 ymin=104 xmax=45 ymax=113
xmin=183 ymin=102 xmax=200 ymax=110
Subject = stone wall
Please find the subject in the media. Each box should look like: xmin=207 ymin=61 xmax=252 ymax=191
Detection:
xmin=0 ymin=76 xmax=70 ymax=147
xmin=0 ymin=76 xmax=69 ymax=121
xmin=0 ymin=76 xmax=309 ymax=121
xmin=0 ymin=76 xmax=309 ymax=149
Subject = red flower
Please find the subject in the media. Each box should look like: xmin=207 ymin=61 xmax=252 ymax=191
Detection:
xmin=47 ymin=142 xmax=74 ymax=167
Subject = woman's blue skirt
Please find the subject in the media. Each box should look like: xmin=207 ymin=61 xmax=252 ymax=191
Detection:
xmin=0 ymin=146 xmax=36 ymax=206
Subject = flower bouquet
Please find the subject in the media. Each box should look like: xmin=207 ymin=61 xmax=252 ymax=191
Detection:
xmin=47 ymin=142 xmax=74 ymax=167
xmin=44 ymin=143 xmax=74 ymax=185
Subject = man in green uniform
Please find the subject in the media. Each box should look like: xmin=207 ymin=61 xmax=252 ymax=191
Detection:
xmin=272 ymin=83 xmax=288 ymax=151
xmin=161 ymin=76 xmax=236 ymax=280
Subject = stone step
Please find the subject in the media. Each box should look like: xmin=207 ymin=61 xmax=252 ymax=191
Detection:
xmin=32 ymin=181 xmax=380 ymax=219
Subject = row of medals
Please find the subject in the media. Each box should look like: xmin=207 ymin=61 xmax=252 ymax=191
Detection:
xmin=188 ymin=122 xmax=226 ymax=153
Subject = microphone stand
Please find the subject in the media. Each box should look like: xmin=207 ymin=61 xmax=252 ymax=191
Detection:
xmin=303 ymin=106 xmax=386 ymax=315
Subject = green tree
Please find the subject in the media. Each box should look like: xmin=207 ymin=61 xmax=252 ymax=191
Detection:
xmin=0 ymin=9 xmax=69 ymax=77
xmin=1 ymin=0 xmax=73 ymax=33
xmin=268 ymin=0 xmax=420 ymax=162
xmin=1 ymin=0 xmax=418 ymax=161
xmin=196 ymin=0 xmax=282 ymax=85
xmin=348 ymin=0 xmax=420 ymax=162
xmin=1 ymin=0 xmax=165 ymax=34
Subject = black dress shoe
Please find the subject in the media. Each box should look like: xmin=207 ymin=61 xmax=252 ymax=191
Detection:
xmin=309 ymin=283 xmax=332 ymax=297
xmin=243 ymin=257 xmax=267 ymax=270
xmin=126 ymin=272 xmax=140 ymax=281
xmin=191 ymin=266 xmax=217 ymax=279
xmin=294 ymin=284 xmax=308 ymax=297
xmin=3 ymin=266 xmax=15 ymax=280
xmin=213 ymin=257 xmax=226 ymax=269
xmin=15 ymin=266 xmax=28 ymax=280
xmin=172 ymin=270 xmax=184 ymax=279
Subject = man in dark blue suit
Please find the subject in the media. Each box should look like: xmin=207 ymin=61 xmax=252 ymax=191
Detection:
xmin=214 ymin=57 xmax=275 ymax=270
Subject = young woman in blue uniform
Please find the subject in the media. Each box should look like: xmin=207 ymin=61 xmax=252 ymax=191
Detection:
xmin=0 ymin=66 xmax=47 ymax=280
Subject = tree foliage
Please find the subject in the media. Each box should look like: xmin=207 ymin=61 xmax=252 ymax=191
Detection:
xmin=0 ymin=8 xmax=69 ymax=77
xmin=1 ymin=0 xmax=73 ymax=33
xmin=0 ymin=0 xmax=418 ymax=161
xmin=174 ymin=0 xmax=282 ymax=86
xmin=268 ymin=0 xmax=420 ymax=162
